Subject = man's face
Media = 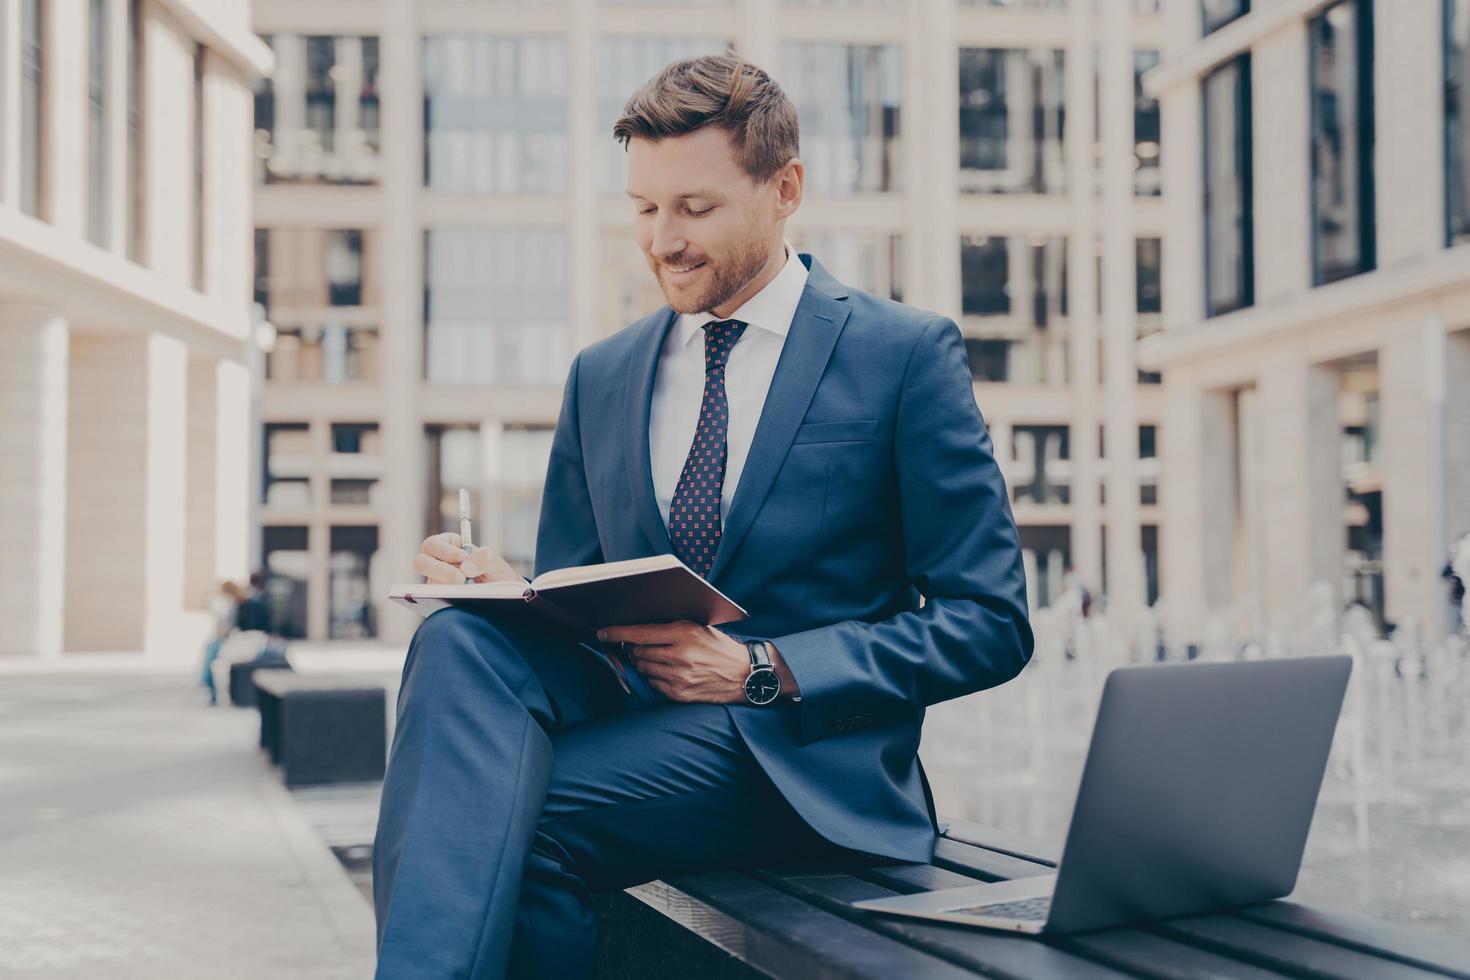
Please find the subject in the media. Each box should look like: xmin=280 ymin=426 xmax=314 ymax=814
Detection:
xmin=625 ymin=127 xmax=790 ymax=315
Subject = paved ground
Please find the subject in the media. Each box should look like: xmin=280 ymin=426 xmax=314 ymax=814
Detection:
xmin=0 ymin=667 xmax=381 ymax=979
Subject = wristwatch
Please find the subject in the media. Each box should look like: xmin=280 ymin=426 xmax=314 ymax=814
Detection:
xmin=743 ymin=640 xmax=781 ymax=706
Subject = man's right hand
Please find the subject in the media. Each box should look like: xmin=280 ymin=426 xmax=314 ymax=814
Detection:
xmin=412 ymin=533 xmax=524 ymax=585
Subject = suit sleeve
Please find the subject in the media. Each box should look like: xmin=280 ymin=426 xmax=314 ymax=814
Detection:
xmin=533 ymin=352 xmax=605 ymax=577
xmin=772 ymin=316 xmax=1034 ymax=744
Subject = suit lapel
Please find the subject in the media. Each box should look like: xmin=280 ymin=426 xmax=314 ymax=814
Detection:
xmin=706 ymin=257 xmax=851 ymax=584
xmin=623 ymin=306 xmax=679 ymax=557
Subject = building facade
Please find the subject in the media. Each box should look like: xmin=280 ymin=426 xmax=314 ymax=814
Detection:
xmin=251 ymin=0 xmax=1169 ymax=644
xmin=1145 ymin=0 xmax=1470 ymax=644
xmin=0 ymin=0 xmax=269 ymax=659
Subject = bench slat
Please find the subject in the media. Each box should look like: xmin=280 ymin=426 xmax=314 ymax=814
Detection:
xmin=632 ymin=873 xmax=980 ymax=979
xmin=757 ymin=870 xmax=1134 ymax=980
xmin=855 ymin=863 xmax=1297 ymax=980
xmin=936 ymin=828 xmax=1470 ymax=975
xmin=931 ymin=838 xmax=1057 ymax=882
xmin=1237 ymin=903 xmax=1470 ymax=979
xmin=1153 ymin=914 xmax=1455 ymax=980
xmin=940 ymin=820 xmax=1062 ymax=867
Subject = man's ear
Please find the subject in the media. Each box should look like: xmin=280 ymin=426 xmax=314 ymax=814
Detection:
xmin=773 ymin=158 xmax=804 ymax=218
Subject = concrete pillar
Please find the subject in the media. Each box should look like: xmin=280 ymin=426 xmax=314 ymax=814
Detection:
xmin=217 ymin=357 xmax=253 ymax=589
xmin=1446 ymin=330 xmax=1470 ymax=555
xmin=44 ymin=0 xmax=87 ymax=234
xmin=378 ymin=0 xmax=425 ymax=644
xmin=1100 ymin=0 xmax=1143 ymax=620
xmin=184 ymin=352 xmax=220 ymax=610
xmin=739 ymin=0 xmax=777 ymax=75
xmin=0 ymin=307 xmax=69 ymax=657
xmin=1373 ymin=0 xmax=1441 ymax=267
xmin=1159 ymin=379 xmax=1235 ymax=644
xmin=1251 ymin=20 xmax=1311 ymax=302
xmin=1256 ymin=357 xmax=1342 ymax=617
xmin=1066 ymin=0 xmax=1102 ymax=594
xmin=0 ymin=0 xmax=20 ymax=207
xmin=64 ymin=332 xmax=189 ymax=657
xmin=906 ymin=0 xmax=959 ymax=319
xmin=568 ymin=0 xmax=600 ymax=352
xmin=1380 ymin=316 xmax=1448 ymax=639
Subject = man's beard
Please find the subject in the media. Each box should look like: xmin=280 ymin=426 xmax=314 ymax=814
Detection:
xmin=649 ymin=230 xmax=770 ymax=315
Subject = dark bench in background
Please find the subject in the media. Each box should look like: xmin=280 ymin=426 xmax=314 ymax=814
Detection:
xmin=593 ymin=820 xmax=1470 ymax=978
xmin=254 ymin=670 xmax=387 ymax=788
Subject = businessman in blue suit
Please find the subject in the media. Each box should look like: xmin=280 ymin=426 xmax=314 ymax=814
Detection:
xmin=372 ymin=54 xmax=1033 ymax=978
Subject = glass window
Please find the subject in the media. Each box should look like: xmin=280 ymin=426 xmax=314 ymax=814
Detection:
xmin=1202 ymin=0 xmax=1248 ymax=35
xmin=960 ymin=235 xmax=1069 ymax=384
xmin=788 ymin=230 xmax=903 ymax=301
xmin=424 ymin=228 xmax=571 ymax=385
xmin=128 ymin=0 xmax=143 ymax=261
xmin=1134 ymin=50 xmax=1162 ymax=197
xmin=1019 ymin=525 xmax=1071 ymax=610
xmin=1012 ymin=426 xmax=1070 ymax=504
xmin=193 ymin=43 xmax=206 ymax=291
xmin=426 ymin=425 xmax=483 ymax=541
xmin=331 ymin=422 xmax=379 ymax=454
xmin=261 ymin=526 xmax=310 ymax=639
xmin=254 ymin=228 xmax=378 ymax=312
xmin=326 ymin=230 xmax=364 ymax=306
xmin=1309 ymin=0 xmax=1375 ymax=286
xmin=89 ymin=0 xmax=109 ymax=247
xmin=1203 ymin=55 xmax=1253 ymax=316
xmin=499 ymin=425 xmax=555 ymax=574
xmin=1136 ymin=236 xmax=1161 ymax=314
xmin=254 ymin=35 xmax=382 ymax=186
xmin=598 ymin=38 xmax=730 ymax=195
xmin=959 ymin=48 xmax=1066 ymax=195
xmin=329 ymin=526 xmax=378 ymax=639
xmin=263 ymin=423 xmax=312 ymax=507
xmin=777 ymin=43 xmax=902 ymax=195
xmin=1448 ymin=0 xmax=1470 ymax=244
xmin=267 ymin=324 xmax=381 ymax=384
xmin=423 ymin=35 xmax=568 ymax=194
xmin=20 ymin=0 xmax=44 ymax=218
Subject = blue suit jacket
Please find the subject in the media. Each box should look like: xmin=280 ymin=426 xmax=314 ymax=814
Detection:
xmin=533 ymin=254 xmax=1033 ymax=863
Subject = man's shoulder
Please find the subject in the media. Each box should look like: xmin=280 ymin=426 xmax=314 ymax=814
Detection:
xmin=836 ymin=284 xmax=953 ymax=350
xmin=573 ymin=307 xmax=672 ymax=377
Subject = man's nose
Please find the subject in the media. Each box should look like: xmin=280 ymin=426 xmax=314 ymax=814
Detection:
xmin=650 ymin=218 xmax=688 ymax=260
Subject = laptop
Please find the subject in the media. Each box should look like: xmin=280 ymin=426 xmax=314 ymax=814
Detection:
xmin=854 ymin=655 xmax=1352 ymax=934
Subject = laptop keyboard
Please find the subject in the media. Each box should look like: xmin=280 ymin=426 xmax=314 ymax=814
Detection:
xmin=947 ymin=895 xmax=1052 ymax=921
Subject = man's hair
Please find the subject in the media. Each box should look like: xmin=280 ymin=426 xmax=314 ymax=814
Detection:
xmin=612 ymin=53 xmax=799 ymax=184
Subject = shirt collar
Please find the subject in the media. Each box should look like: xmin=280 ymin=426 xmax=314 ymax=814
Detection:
xmin=673 ymin=241 xmax=809 ymax=349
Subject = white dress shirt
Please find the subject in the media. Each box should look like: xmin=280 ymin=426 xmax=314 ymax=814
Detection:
xmin=649 ymin=242 xmax=810 ymax=532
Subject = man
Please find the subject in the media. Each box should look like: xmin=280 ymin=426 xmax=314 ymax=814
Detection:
xmin=372 ymin=54 xmax=1032 ymax=978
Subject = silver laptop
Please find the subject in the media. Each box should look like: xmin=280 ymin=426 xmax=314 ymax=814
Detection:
xmin=854 ymin=655 xmax=1352 ymax=934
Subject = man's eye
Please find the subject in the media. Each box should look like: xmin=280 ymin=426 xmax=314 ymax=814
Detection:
xmin=688 ymin=206 xmax=714 ymax=216
xmin=638 ymin=207 xmax=656 ymax=216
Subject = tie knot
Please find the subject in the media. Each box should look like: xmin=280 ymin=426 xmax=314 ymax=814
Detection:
xmin=702 ymin=319 xmax=747 ymax=374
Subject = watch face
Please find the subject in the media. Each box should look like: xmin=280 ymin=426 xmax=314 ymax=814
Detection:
xmin=744 ymin=667 xmax=781 ymax=705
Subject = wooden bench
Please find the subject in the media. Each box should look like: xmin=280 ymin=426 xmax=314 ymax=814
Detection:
xmin=592 ymin=820 xmax=1470 ymax=978
xmin=253 ymin=670 xmax=387 ymax=788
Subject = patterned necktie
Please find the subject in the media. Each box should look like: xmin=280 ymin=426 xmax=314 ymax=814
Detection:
xmin=668 ymin=318 xmax=748 ymax=579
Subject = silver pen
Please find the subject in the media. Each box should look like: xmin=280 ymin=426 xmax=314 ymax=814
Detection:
xmin=459 ymin=488 xmax=475 ymax=560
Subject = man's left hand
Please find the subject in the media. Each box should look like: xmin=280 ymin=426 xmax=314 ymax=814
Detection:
xmin=596 ymin=622 xmax=797 ymax=703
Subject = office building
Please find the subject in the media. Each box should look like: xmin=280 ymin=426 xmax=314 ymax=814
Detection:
xmin=1145 ymin=0 xmax=1470 ymax=643
xmin=0 ymin=0 xmax=270 ymax=659
xmin=251 ymin=0 xmax=1169 ymax=643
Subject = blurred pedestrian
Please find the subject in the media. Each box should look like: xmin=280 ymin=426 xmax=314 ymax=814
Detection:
xmin=199 ymin=580 xmax=245 ymax=705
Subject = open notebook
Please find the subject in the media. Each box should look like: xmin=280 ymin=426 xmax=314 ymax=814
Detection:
xmin=389 ymin=554 xmax=749 ymax=703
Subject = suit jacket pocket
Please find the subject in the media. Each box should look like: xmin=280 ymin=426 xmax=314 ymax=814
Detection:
xmin=792 ymin=419 xmax=879 ymax=445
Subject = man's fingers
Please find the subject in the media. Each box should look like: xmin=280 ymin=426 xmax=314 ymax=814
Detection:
xmin=423 ymin=533 xmax=467 ymax=564
xmin=412 ymin=552 xmax=466 ymax=585
xmin=598 ymin=621 xmax=696 ymax=645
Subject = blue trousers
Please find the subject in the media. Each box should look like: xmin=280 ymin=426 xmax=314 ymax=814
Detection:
xmin=371 ymin=605 xmax=849 ymax=979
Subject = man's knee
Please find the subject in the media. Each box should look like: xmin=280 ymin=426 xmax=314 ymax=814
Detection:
xmin=405 ymin=606 xmax=526 ymax=686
